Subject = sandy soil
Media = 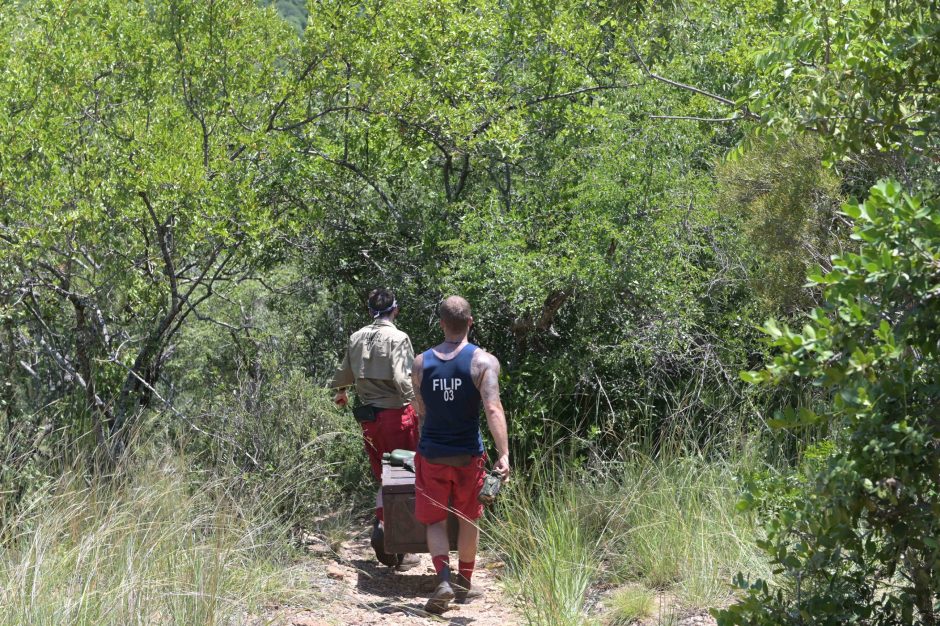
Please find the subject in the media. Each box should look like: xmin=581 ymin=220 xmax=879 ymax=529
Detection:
xmin=259 ymin=525 xmax=523 ymax=626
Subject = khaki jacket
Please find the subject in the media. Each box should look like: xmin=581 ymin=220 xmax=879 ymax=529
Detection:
xmin=330 ymin=319 xmax=415 ymax=408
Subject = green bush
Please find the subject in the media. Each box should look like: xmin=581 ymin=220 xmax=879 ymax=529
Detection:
xmin=605 ymin=586 xmax=655 ymax=625
xmin=715 ymin=136 xmax=845 ymax=315
xmin=718 ymin=181 xmax=940 ymax=625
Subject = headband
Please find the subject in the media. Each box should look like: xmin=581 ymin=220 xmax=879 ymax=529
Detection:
xmin=370 ymin=299 xmax=398 ymax=318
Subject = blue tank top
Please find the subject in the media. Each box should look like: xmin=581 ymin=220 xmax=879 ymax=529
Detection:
xmin=418 ymin=344 xmax=485 ymax=458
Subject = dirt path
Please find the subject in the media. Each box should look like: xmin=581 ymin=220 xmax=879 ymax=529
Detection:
xmin=263 ymin=525 xmax=523 ymax=626
xmin=254 ymin=523 xmax=722 ymax=626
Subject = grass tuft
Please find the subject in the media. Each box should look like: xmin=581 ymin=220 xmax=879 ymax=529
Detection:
xmin=601 ymin=454 xmax=767 ymax=607
xmin=485 ymin=441 xmax=768 ymax=625
xmin=490 ymin=472 xmax=600 ymax=626
xmin=605 ymin=585 xmax=655 ymax=625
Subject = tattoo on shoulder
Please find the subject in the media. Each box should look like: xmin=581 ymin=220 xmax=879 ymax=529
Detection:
xmin=472 ymin=350 xmax=500 ymax=392
xmin=480 ymin=363 xmax=500 ymax=400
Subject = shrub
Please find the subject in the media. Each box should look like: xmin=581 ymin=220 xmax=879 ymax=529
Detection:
xmin=718 ymin=181 xmax=940 ymax=625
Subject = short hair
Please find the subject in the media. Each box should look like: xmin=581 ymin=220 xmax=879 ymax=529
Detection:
xmin=438 ymin=296 xmax=471 ymax=333
xmin=368 ymin=288 xmax=397 ymax=316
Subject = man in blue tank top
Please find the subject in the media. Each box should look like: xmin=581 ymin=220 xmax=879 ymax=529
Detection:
xmin=411 ymin=296 xmax=510 ymax=614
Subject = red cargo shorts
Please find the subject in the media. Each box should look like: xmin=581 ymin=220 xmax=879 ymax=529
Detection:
xmin=414 ymin=452 xmax=487 ymax=525
xmin=360 ymin=405 xmax=419 ymax=481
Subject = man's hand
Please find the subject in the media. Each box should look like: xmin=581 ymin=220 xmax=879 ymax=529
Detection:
xmin=333 ymin=389 xmax=349 ymax=407
xmin=494 ymin=453 xmax=510 ymax=482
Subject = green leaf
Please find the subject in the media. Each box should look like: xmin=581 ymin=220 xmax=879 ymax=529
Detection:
xmin=842 ymin=202 xmax=862 ymax=219
xmin=762 ymin=319 xmax=783 ymax=339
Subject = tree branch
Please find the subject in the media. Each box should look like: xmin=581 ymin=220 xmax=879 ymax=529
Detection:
xmin=650 ymin=114 xmax=741 ymax=122
xmin=471 ymin=83 xmax=638 ymax=139
xmin=628 ymin=38 xmax=759 ymax=121
xmin=300 ymin=147 xmax=399 ymax=218
xmin=139 ymin=191 xmax=180 ymax=312
xmin=265 ymin=55 xmax=325 ymax=132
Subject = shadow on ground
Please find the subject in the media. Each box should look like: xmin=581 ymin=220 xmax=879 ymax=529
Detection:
xmin=351 ymin=558 xmax=479 ymax=624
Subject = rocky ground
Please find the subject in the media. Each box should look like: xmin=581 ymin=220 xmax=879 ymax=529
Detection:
xmin=257 ymin=523 xmax=522 ymax=626
xmin=252 ymin=521 xmax=718 ymax=626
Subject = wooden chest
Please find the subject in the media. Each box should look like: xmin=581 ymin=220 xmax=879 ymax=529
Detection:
xmin=381 ymin=462 xmax=459 ymax=554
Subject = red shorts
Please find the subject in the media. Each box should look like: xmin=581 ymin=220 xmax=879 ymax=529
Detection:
xmin=360 ymin=405 xmax=419 ymax=481
xmin=414 ymin=452 xmax=486 ymax=525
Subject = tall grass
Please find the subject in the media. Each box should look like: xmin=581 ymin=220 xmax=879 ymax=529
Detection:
xmin=0 ymin=453 xmax=311 ymax=626
xmin=493 ymin=473 xmax=601 ymax=626
xmin=486 ymin=432 xmax=769 ymax=625
xmin=600 ymin=453 xmax=767 ymax=605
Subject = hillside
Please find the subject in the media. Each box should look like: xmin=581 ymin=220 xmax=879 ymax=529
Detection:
xmin=263 ymin=0 xmax=307 ymax=32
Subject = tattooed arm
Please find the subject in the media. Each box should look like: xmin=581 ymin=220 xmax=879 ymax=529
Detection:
xmin=411 ymin=351 xmax=426 ymax=435
xmin=472 ymin=349 xmax=510 ymax=479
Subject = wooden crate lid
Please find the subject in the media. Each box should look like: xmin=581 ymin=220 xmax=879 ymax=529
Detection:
xmin=381 ymin=462 xmax=416 ymax=494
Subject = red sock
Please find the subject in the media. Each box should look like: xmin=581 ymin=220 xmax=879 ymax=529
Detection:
xmin=458 ymin=559 xmax=475 ymax=582
xmin=375 ymin=507 xmax=384 ymax=523
xmin=432 ymin=554 xmax=451 ymax=582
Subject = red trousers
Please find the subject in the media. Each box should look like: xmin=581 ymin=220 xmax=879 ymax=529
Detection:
xmin=360 ymin=405 xmax=419 ymax=481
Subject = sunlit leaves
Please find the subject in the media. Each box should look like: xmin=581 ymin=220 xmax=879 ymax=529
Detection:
xmin=0 ymin=0 xmax=296 ymax=448
xmin=721 ymin=182 xmax=940 ymax=625
xmin=744 ymin=0 xmax=940 ymax=159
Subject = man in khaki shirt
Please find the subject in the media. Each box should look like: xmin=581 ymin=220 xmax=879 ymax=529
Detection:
xmin=330 ymin=288 xmax=419 ymax=570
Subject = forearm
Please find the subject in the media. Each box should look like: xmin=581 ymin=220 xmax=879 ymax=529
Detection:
xmin=330 ymin=372 xmax=353 ymax=390
xmin=413 ymin=393 xmax=426 ymax=430
xmin=394 ymin=370 xmax=415 ymax=403
xmin=484 ymin=401 xmax=509 ymax=459
xmin=393 ymin=340 xmax=416 ymax=401
xmin=475 ymin=352 xmax=508 ymax=463
xmin=411 ymin=359 xmax=425 ymax=435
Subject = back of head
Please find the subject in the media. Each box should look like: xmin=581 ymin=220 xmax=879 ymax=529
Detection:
xmin=368 ymin=288 xmax=397 ymax=318
xmin=439 ymin=295 xmax=471 ymax=334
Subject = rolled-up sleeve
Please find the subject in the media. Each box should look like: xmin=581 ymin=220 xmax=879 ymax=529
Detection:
xmin=329 ymin=347 xmax=355 ymax=390
xmin=391 ymin=337 xmax=416 ymax=402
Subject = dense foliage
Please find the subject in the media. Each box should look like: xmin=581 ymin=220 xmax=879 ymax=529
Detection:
xmin=262 ymin=0 xmax=778 ymax=457
xmin=0 ymin=0 xmax=296 ymax=464
xmin=0 ymin=0 xmax=937 ymax=622
xmin=719 ymin=183 xmax=940 ymax=625
xmin=715 ymin=1 xmax=940 ymax=624
xmin=744 ymin=0 xmax=939 ymax=160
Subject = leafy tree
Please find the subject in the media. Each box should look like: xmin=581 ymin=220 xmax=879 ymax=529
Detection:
xmin=745 ymin=0 xmax=939 ymax=161
xmin=0 ymin=0 xmax=295 ymax=461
